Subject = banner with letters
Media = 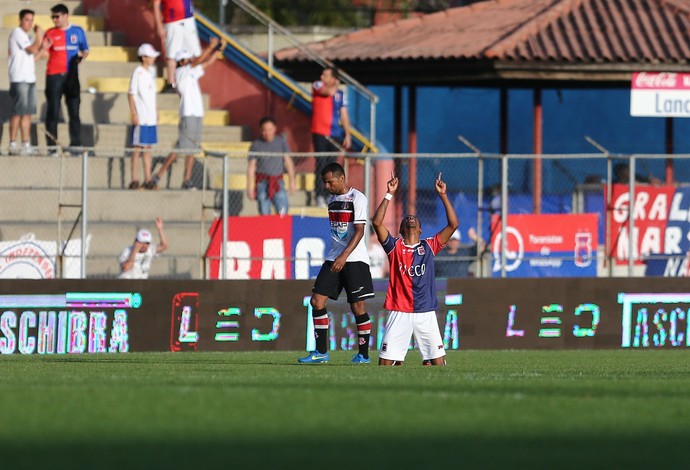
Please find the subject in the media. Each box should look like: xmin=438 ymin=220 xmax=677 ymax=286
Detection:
xmin=206 ymin=215 xmax=330 ymax=280
xmin=490 ymin=214 xmax=598 ymax=277
xmin=0 ymin=234 xmax=88 ymax=279
xmin=608 ymin=184 xmax=690 ymax=276
xmin=2 ymin=278 xmax=690 ymax=354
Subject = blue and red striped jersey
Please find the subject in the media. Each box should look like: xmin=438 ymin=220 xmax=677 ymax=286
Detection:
xmin=311 ymin=81 xmax=348 ymax=138
xmin=160 ymin=0 xmax=194 ymax=23
xmin=381 ymin=234 xmax=444 ymax=313
xmin=45 ymin=25 xmax=88 ymax=75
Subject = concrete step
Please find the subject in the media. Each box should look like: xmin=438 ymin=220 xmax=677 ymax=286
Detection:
xmin=85 ymin=256 xmax=202 ymax=280
xmin=0 ymin=60 xmax=163 ymax=89
xmin=0 ymin=188 xmax=218 ymax=222
xmin=159 ymin=109 xmax=229 ymax=126
xmin=0 ymin=221 xmax=211 ymax=257
xmin=0 ymin=30 xmax=125 ymax=59
xmin=0 ymin=90 xmax=208 ymax=125
xmin=0 ymin=122 xmax=251 ymax=153
xmin=0 ymin=1 xmax=84 ymax=19
xmin=84 ymin=46 xmax=138 ymax=63
xmin=3 ymin=14 xmax=104 ymax=31
xmin=87 ymin=76 xmax=167 ymax=93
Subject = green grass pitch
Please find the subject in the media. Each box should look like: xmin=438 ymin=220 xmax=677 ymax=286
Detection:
xmin=1 ymin=350 xmax=688 ymax=468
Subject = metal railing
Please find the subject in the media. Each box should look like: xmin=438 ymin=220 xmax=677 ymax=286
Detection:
xmin=2 ymin=146 xmax=686 ymax=280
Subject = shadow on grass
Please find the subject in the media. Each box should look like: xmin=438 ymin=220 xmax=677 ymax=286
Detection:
xmin=2 ymin=433 xmax=685 ymax=469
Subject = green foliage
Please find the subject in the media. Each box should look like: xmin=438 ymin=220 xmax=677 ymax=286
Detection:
xmin=2 ymin=350 xmax=689 ymax=468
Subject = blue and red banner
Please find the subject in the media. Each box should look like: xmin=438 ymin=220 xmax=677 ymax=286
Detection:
xmin=608 ymin=184 xmax=690 ymax=276
xmin=206 ymin=215 xmax=330 ymax=280
xmin=490 ymin=214 xmax=599 ymax=277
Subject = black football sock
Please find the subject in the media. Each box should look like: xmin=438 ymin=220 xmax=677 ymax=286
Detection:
xmin=355 ymin=313 xmax=371 ymax=358
xmin=313 ymin=308 xmax=329 ymax=354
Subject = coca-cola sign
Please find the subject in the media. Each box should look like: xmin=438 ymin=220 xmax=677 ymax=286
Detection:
xmin=631 ymin=71 xmax=690 ymax=117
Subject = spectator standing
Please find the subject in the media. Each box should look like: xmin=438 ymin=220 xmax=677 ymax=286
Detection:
xmin=44 ymin=3 xmax=89 ymax=156
xmin=247 ymin=116 xmax=296 ymax=215
xmin=150 ymin=37 xmax=225 ymax=190
xmin=435 ymin=228 xmax=484 ymax=278
xmin=613 ymin=162 xmax=662 ymax=185
xmin=372 ymin=172 xmax=458 ymax=366
xmin=152 ymin=0 xmax=201 ymax=92
xmin=7 ymin=9 xmax=44 ymax=156
xmin=298 ymin=162 xmax=374 ymax=364
xmin=128 ymin=43 xmax=160 ymax=190
xmin=311 ymin=67 xmax=351 ymax=208
xmin=118 ymin=218 xmax=169 ymax=279
xmin=44 ymin=3 xmax=88 ymax=156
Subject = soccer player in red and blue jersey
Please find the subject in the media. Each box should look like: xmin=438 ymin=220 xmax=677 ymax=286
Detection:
xmin=372 ymin=172 xmax=459 ymax=366
xmin=43 ymin=3 xmax=88 ymax=154
xmin=311 ymin=67 xmax=352 ymax=207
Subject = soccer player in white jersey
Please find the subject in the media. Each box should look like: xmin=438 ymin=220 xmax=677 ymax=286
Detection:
xmin=372 ymin=172 xmax=458 ymax=366
xmin=298 ymin=162 xmax=375 ymax=364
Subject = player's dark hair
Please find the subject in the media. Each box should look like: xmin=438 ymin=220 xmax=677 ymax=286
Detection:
xmin=51 ymin=4 xmax=69 ymax=15
xmin=259 ymin=116 xmax=276 ymax=126
xmin=321 ymin=162 xmax=344 ymax=178
xmin=324 ymin=66 xmax=340 ymax=81
xmin=19 ymin=9 xmax=35 ymax=20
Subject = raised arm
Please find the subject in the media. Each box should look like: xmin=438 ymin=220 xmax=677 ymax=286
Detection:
xmin=155 ymin=217 xmax=169 ymax=254
xmin=372 ymin=172 xmax=398 ymax=243
xmin=435 ymin=173 xmax=459 ymax=245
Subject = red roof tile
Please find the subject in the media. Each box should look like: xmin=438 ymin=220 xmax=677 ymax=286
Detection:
xmin=275 ymin=0 xmax=690 ymax=65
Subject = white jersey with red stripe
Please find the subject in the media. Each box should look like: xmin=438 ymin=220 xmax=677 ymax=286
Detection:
xmin=381 ymin=234 xmax=444 ymax=313
xmin=326 ymin=187 xmax=370 ymax=264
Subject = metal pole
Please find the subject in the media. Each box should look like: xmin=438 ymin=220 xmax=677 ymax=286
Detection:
xmin=606 ymin=157 xmax=613 ymax=277
xmin=628 ymin=157 xmax=635 ymax=277
xmin=221 ymin=154 xmax=229 ymax=280
xmin=370 ymin=99 xmax=376 ymax=151
xmin=80 ymin=151 xmax=88 ymax=278
xmin=477 ymin=154 xmax=484 ymax=278
xmin=501 ymin=155 xmax=508 ymax=278
xmin=267 ymin=24 xmax=274 ymax=78
xmin=219 ymin=0 xmax=227 ymax=31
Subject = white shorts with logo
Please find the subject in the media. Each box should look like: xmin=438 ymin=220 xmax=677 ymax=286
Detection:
xmin=379 ymin=310 xmax=446 ymax=362
xmin=165 ymin=17 xmax=202 ymax=60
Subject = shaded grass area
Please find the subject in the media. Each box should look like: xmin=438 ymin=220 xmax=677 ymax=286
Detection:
xmin=1 ymin=350 xmax=689 ymax=468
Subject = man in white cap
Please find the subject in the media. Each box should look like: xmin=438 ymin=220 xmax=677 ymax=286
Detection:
xmin=118 ymin=217 xmax=169 ymax=279
xmin=149 ymin=36 xmax=225 ymax=190
xmin=128 ymin=43 xmax=160 ymax=190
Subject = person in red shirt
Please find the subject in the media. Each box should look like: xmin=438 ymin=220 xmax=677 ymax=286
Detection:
xmin=311 ymin=67 xmax=351 ymax=207
xmin=43 ymin=3 xmax=88 ymax=155
xmin=153 ymin=0 xmax=201 ymax=92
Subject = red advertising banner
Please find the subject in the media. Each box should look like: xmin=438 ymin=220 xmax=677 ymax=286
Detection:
xmin=206 ymin=215 xmax=293 ymax=279
xmin=608 ymin=184 xmax=676 ymax=264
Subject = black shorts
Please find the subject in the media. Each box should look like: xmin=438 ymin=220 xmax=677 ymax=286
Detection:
xmin=313 ymin=261 xmax=375 ymax=303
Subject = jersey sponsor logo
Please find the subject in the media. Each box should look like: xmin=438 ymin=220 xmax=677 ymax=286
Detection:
xmin=398 ymin=261 xmax=427 ymax=277
xmin=70 ymin=34 xmax=78 ymax=44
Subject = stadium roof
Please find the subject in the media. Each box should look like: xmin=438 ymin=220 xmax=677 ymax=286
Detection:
xmin=275 ymin=0 xmax=690 ymax=85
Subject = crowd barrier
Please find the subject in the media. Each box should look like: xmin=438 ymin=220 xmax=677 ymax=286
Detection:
xmin=1 ymin=277 xmax=688 ymax=355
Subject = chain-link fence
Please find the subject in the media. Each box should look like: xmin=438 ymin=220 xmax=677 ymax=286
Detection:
xmin=1 ymin=146 xmax=688 ymax=280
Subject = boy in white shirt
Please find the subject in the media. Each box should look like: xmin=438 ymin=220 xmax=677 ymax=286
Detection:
xmin=128 ymin=43 xmax=160 ymax=189
xmin=150 ymin=36 xmax=225 ymax=190
xmin=7 ymin=9 xmax=44 ymax=155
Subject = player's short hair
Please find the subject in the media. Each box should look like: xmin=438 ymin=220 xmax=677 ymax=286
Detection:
xmin=321 ymin=162 xmax=344 ymax=178
xmin=259 ymin=116 xmax=276 ymax=126
xmin=19 ymin=9 xmax=35 ymax=20
xmin=324 ymin=66 xmax=340 ymax=82
xmin=51 ymin=3 xmax=69 ymax=15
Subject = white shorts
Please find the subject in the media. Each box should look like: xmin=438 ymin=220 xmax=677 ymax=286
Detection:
xmin=164 ymin=17 xmax=202 ymax=60
xmin=379 ymin=310 xmax=446 ymax=362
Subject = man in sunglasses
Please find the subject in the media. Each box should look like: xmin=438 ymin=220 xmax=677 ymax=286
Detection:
xmin=43 ymin=3 xmax=88 ymax=156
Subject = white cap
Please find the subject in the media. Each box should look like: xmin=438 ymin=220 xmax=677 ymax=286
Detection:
xmin=174 ymin=49 xmax=193 ymax=62
xmin=450 ymin=229 xmax=461 ymax=241
xmin=136 ymin=229 xmax=152 ymax=244
xmin=137 ymin=43 xmax=160 ymax=58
